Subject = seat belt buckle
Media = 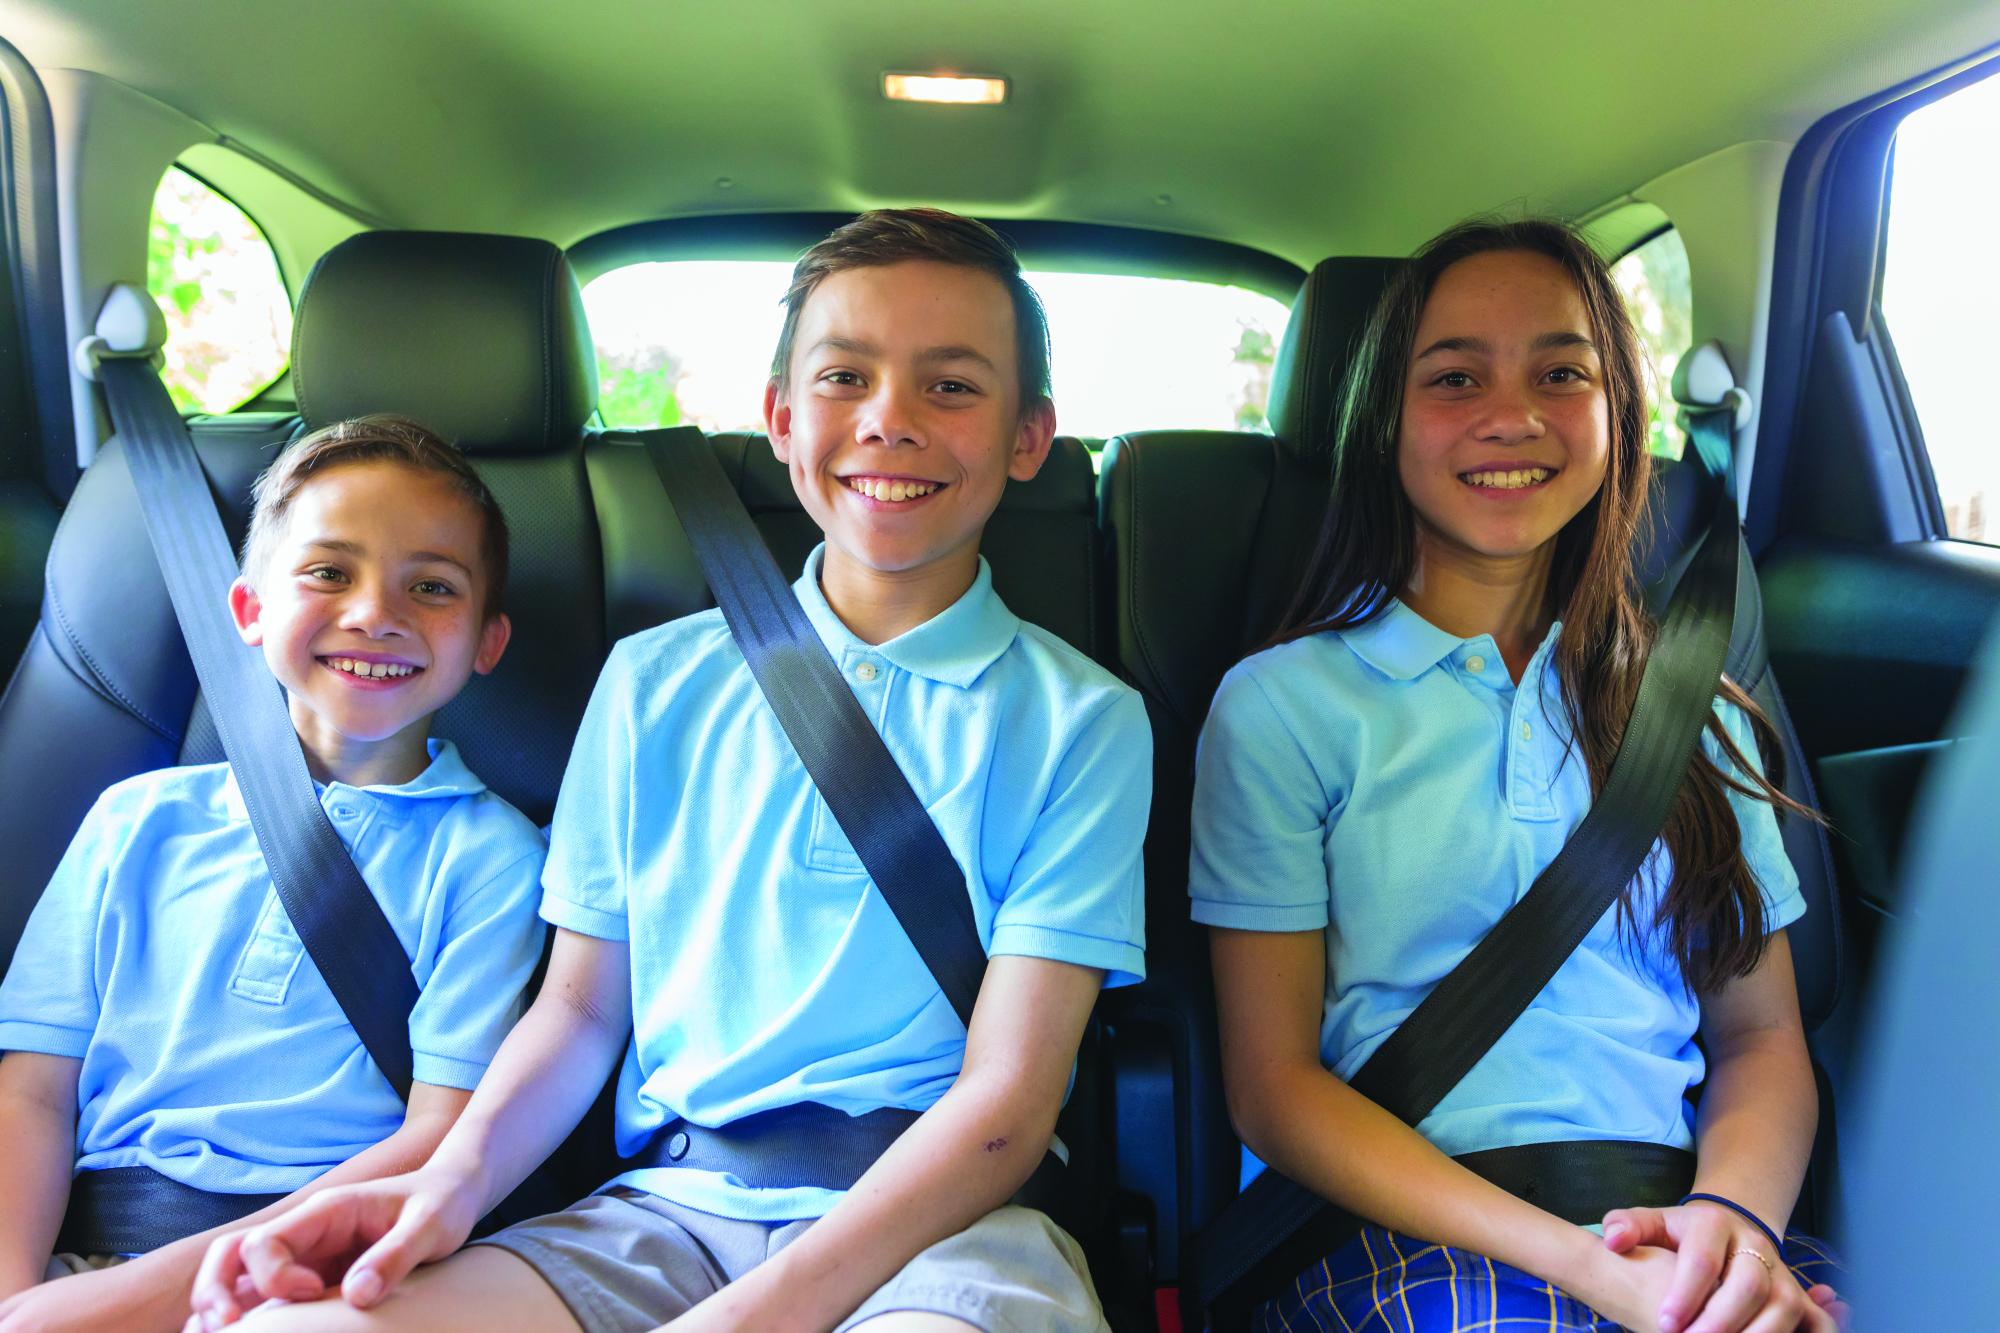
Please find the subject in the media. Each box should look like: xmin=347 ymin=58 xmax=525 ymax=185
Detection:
xmin=74 ymin=281 xmax=167 ymax=381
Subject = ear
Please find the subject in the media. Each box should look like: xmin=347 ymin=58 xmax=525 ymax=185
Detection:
xmin=764 ymin=377 xmax=794 ymax=463
xmin=473 ymin=612 xmax=512 ymax=676
xmin=229 ymin=577 xmax=265 ymax=646
xmin=1007 ymin=396 xmax=1057 ymax=483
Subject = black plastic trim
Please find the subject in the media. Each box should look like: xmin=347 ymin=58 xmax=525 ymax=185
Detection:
xmin=0 ymin=35 xmax=76 ymax=499
xmin=568 ymin=212 xmax=1306 ymax=302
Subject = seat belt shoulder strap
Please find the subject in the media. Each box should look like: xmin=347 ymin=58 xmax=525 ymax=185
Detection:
xmin=1196 ymin=456 xmax=1743 ymax=1310
xmin=633 ymin=427 xmax=989 ymax=1027
xmin=94 ymin=356 xmax=418 ymax=1100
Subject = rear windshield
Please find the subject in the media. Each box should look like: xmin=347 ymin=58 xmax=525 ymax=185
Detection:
xmin=583 ymin=262 xmax=1290 ymax=439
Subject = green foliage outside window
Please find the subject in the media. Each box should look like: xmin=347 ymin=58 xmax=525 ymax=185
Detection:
xmin=146 ymin=167 xmax=292 ymax=414
xmin=1612 ymin=229 xmax=1693 ymax=460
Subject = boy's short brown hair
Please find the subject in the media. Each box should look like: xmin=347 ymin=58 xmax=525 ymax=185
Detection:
xmin=771 ymin=208 xmax=1052 ymax=411
xmin=240 ymin=415 xmax=511 ymax=616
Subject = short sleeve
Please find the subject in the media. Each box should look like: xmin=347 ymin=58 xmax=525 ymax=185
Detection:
xmin=988 ymin=689 xmax=1151 ymax=987
xmin=1705 ymin=698 xmax=1806 ymax=935
xmin=408 ymin=841 xmax=548 ymax=1089
xmin=1189 ymin=664 xmax=1338 ymax=933
xmin=541 ymin=640 xmax=639 ymax=940
xmin=0 ymin=788 xmax=125 ymax=1057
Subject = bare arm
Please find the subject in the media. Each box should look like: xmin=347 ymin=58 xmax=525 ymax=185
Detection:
xmin=0 ymin=1053 xmax=80 ymax=1299
xmin=1602 ymin=932 xmax=1825 ymax=1333
xmin=671 ymin=954 xmax=1103 ymax=1333
xmin=2 ymin=1081 xmax=471 ymax=1333
xmin=194 ymin=928 xmax=631 ymax=1321
xmin=1690 ymin=932 xmax=1817 ymax=1234
xmin=1210 ymin=926 xmax=1684 ymax=1330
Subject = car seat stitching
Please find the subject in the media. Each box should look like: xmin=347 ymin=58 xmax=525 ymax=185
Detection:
xmin=1767 ymin=678 xmax=1843 ymax=1015
xmin=291 ymin=249 xmax=332 ymax=428
xmin=541 ymin=247 xmax=557 ymax=449
xmin=45 ymin=579 xmax=181 ymax=744
xmin=1307 ymin=268 xmax=1331 ymax=466
xmin=1121 ymin=439 xmax=1169 ymax=720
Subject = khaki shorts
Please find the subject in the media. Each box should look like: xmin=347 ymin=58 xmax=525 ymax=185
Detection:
xmin=43 ymin=1253 xmax=131 ymax=1280
xmin=470 ymin=1188 xmax=1109 ymax=1332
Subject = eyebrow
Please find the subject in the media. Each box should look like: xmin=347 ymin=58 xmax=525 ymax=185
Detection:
xmin=808 ymin=337 xmax=999 ymax=373
xmin=918 ymin=345 xmax=999 ymax=372
xmin=1414 ymin=331 xmax=1599 ymax=360
xmin=810 ymin=335 xmax=880 ymax=358
xmin=301 ymin=539 xmax=473 ymax=575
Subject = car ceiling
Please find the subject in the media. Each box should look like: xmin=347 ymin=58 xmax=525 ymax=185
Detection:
xmin=4 ymin=0 xmax=1999 ymax=267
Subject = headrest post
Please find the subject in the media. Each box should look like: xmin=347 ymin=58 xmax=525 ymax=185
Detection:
xmin=74 ymin=282 xmax=167 ymax=382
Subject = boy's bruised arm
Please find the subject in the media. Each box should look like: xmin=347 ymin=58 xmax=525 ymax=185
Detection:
xmin=0 ymin=1052 xmax=79 ymax=1299
xmin=668 ymin=953 xmax=1103 ymax=1333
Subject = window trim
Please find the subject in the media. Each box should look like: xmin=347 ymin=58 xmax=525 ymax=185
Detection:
xmin=150 ymin=162 xmax=296 ymax=415
xmin=0 ymin=34 xmax=76 ymax=497
xmin=1756 ymin=39 xmax=2000 ymax=551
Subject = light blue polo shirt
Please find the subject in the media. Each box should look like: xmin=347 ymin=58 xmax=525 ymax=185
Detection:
xmin=1189 ymin=599 xmax=1805 ymax=1168
xmin=542 ymin=545 xmax=1150 ymax=1222
xmin=0 ymin=740 xmax=547 ymax=1196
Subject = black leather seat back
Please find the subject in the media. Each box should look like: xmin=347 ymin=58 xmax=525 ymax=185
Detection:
xmin=588 ymin=429 xmax=1106 ymax=660
xmin=275 ymin=230 xmax=607 ymax=826
xmin=1095 ymin=258 xmax=1402 ymax=1279
xmin=0 ymin=231 xmax=606 ymax=969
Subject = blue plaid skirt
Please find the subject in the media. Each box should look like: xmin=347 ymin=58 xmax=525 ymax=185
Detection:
xmin=1254 ymin=1226 xmax=1843 ymax=1332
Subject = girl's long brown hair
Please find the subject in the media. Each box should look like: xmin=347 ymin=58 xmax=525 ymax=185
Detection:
xmin=1272 ymin=218 xmax=1812 ymax=992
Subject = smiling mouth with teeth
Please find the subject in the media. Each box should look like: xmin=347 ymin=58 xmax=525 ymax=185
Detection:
xmin=1460 ymin=467 xmax=1555 ymax=490
xmin=322 ymin=657 xmax=422 ymax=680
xmin=845 ymin=476 xmax=944 ymax=503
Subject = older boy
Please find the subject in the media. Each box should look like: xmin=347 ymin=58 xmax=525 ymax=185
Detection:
xmin=0 ymin=418 xmax=547 ymax=1333
xmin=198 ymin=210 xmax=1151 ymax=1332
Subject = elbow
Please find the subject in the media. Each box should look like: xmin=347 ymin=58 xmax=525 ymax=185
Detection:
xmin=1223 ymin=1068 xmax=1288 ymax=1165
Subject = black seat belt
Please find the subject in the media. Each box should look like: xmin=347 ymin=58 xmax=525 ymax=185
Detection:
xmin=1194 ymin=407 xmax=1745 ymax=1317
xmin=640 ymin=428 xmax=986 ymax=1024
xmin=630 ymin=427 xmax=1064 ymax=1205
xmin=57 ymin=307 xmax=421 ymax=1249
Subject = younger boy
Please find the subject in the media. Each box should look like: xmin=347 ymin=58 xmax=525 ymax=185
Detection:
xmin=0 ymin=417 xmax=548 ymax=1333
xmin=195 ymin=209 xmax=1151 ymax=1332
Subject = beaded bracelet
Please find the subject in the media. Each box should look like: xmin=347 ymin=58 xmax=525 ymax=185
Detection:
xmin=1680 ymin=1192 xmax=1785 ymax=1255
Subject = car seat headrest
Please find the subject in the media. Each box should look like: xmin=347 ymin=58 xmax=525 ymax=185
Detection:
xmin=1266 ymin=256 xmax=1403 ymax=471
xmin=292 ymin=231 xmax=598 ymax=455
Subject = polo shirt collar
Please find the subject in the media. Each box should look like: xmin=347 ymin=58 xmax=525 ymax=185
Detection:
xmin=1340 ymin=598 xmax=1566 ymax=683
xmin=220 ymin=737 xmax=486 ymax=820
xmin=794 ymin=544 xmax=1021 ymax=689
xmin=1339 ymin=598 xmax=1466 ymax=681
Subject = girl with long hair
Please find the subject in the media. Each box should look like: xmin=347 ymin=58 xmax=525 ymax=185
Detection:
xmin=1190 ymin=219 xmax=1845 ymax=1331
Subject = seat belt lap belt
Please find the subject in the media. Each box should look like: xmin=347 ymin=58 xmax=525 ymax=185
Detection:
xmin=1195 ymin=407 xmax=1745 ymax=1316
xmin=633 ymin=428 xmax=1066 ymax=1206
xmin=59 ymin=341 xmax=421 ymax=1252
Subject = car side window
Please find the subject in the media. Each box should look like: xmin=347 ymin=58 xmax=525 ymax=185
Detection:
xmin=147 ymin=166 xmax=292 ymax=414
xmin=1882 ymin=74 xmax=1998 ymax=545
xmin=1611 ymin=228 xmax=1693 ymax=460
